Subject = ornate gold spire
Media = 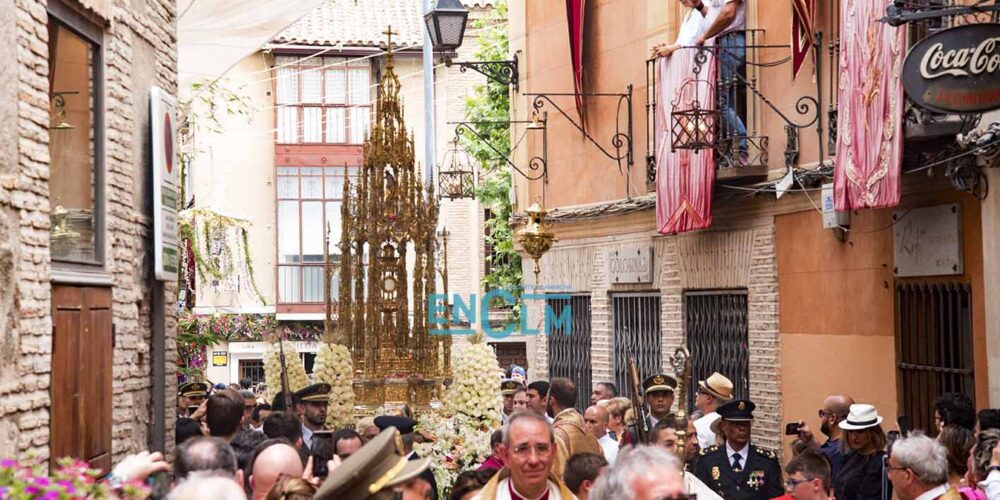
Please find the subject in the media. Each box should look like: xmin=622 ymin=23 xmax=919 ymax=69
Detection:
xmin=340 ymin=29 xmax=450 ymax=409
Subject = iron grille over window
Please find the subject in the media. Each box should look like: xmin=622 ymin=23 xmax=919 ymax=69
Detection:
xmin=612 ymin=294 xmax=662 ymax=399
xmin=239 ymin=359 xmax=266 ymax=387
xmin=684 ymin=291 xmax=750 ymax=411
xmin=547 ymin=296 xmax=591 ymax=412
xmin=897 ymin=282 xmax=974 ymax=436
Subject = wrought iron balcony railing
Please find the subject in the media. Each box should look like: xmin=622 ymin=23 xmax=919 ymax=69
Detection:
xmin=646 ymin=29 xmax=825 ymax=188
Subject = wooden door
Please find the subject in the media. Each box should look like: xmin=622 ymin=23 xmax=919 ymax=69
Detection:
xmin=51 ymin=286 xmax=113 ymax=472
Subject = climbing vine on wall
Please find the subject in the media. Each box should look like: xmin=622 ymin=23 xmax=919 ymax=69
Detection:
xmin=459 ymin=0 xmax=523 ymax=323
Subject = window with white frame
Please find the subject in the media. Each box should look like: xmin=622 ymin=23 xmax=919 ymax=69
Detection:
xmin=274 ymin=55 xmax=372 ymax=145
xmin=276 ymin=165 xmax=359 ymax=303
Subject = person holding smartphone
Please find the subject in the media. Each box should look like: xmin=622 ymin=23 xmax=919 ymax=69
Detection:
xmin=795 ymin=394 xmax=854 ymax=482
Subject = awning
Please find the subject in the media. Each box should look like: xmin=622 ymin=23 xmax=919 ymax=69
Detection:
xmin=177 ymin=0 xmax=328 ymax=85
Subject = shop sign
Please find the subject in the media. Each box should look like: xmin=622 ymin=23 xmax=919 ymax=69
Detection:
xmin=903 ymin=23 xmax=1000 ymax=113
xmin=151 ymin=86 xmax=180 ymax=280
xmin=212 ymin=351 xmax=228 ymax=367
xmin=607 ymin=247 xmax=653 ymax=284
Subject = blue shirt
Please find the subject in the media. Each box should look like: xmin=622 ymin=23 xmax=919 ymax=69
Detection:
xmin=820 ymin=438 xmax=846 ymax=480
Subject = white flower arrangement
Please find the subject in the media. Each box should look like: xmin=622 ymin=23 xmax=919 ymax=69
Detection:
xmin=445 ymin=338 xmax=504 ymax=423
xmin=263 ymin=340 xmax=309 ymax=400
xmin=312 ymin=342 xmax=356 ymax=428
xmin=412 ymin=335 xmax=503 ymax=497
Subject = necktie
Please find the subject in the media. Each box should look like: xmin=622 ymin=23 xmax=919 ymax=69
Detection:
xmin=732 ymin=453 xmax=743 ymax=472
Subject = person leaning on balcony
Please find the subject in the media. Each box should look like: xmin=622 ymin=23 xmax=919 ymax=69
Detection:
xmin=832 ymin=404 xmax=891 ymax=500
xmin=650 ymin=0 xmax=710 ymax=59
xmin=696 ymin=0 xmax=748 ymax=158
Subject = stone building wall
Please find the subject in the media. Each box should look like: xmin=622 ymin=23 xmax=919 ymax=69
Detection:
xmin=526 ymin=219 xmax=783 ymax=452
xmin=0 ymin=0 xmax=177 ymax=461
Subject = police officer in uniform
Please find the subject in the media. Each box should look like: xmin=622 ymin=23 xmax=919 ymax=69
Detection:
xmin=624 ymin=373 xmax=677 ymax=445
xmin=500 ymin=379 xmax=520 ymax=425
xmin=694 ymin=399 xmax=783 ymax=499
xmin=176 ymin=381 xmax=209 ymax=419
xmin=374 ymin=415 xmax=439 ymax=500
xmin=294 ymin=383 xmax=332 ymax=451
xmin=315 ymin=427 xmax=433 ymax=500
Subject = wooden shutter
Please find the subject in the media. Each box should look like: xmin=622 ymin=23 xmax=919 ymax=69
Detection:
xmin=51 ymin=286 xmax=113 ymax=472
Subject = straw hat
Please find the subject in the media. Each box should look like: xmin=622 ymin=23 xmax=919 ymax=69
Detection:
xmin=698 ymin=372 xmax=734 ymax=401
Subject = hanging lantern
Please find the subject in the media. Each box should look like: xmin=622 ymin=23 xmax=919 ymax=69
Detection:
xmin=437 ymin=138 xmax=476 ymax=199
xmin=671 ymin=79 xmax=719 ymax=151
xmin=516 ymin=202 xmax=557 ymax=282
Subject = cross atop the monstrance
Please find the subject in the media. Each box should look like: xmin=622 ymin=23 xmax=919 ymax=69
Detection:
xmin=383 ymin=25 xmax=398 ymax=53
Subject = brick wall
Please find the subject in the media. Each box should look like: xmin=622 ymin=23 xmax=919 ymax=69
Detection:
xmin=0 ymin=0 xmax=178 ymax=462
xmin=524 ymin=221 xmax=783 ymax=452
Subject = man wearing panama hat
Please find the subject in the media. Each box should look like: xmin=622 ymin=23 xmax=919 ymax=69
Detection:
xmin=694 ymin=399 xmax=783 ymax=499
xmin=693 ymin=372 xmax=734 ymax=448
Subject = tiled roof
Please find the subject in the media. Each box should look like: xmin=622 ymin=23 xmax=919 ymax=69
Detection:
xmin=272 ymin=0 xmax=496 ymax=49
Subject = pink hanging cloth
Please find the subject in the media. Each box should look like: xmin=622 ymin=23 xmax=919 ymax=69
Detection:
xmin=655 ymin=9 xmax=718 ymax=235
xmin=834 ymin=0 xmax=905 ymax=210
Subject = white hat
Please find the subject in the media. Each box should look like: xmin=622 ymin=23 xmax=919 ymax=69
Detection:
xmin=838 ymin=404 xmax=884 ymax=431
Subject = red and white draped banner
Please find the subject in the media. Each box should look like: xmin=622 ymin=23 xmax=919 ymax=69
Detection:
xmin=566 ymin=0 xmax=586 ymax=125
xmin=834 ymin=0 xmax=905 ymax=210
xmin=792 ymin=0 xmax=816 ymax=79
xmin=655 ymin=50 xmax=718 ymax=235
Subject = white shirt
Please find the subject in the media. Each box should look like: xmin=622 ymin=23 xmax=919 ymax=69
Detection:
xmin=685 ymin=472 xmax=723 ymax=500
xmin=301 ymin=424 xmax=314 ymax=449
xmin=726 ymin=441 xmax=749 ymax=469
xmin=694 ymin=412 xmax=720 ymax=449
xmin=914 ymin=484 xmax=950 ymax=500
xmin=546 ymin=414 xmax=554 ymax=424
xmin=706 ymin=0 xmax=746 ymax=36
xmin=648 ymin=414 xmax=660 ymax=428
xmin=979 ymin=469 xmax=1000 ymax=499
xmin=598 ymin=433 xmax=619 ymax=464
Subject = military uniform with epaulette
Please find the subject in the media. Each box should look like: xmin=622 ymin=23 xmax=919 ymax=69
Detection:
xmin=693 ymin=400 xmax=783 ymax=500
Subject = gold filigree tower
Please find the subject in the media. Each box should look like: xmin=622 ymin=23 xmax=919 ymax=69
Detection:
xmin=339 ymin=29 xmax=450 ymax=407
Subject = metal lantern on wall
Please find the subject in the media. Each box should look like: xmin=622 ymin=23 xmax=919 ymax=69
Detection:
xmin=437 ymin=138 xmax=476 ymax=199
xmin=424 ymin=0 xmax=468 ymax=54
xmin=516 ymin=202 xmax=557 ymax=282
xmin=671 ymin=79 xmax=719 ymax=152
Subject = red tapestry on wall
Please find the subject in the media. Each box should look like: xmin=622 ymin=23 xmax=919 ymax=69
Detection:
xmin=834 ymin=0 xmax=904 ymax=210
xmin=792 ymin=0 xmax=816 ymax=79
xmin=566 ymin=0 xmax=586 ymax=125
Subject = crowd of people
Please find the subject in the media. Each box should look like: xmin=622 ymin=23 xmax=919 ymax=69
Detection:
xmin=90 ymin=369 xmax=1000 ymax=500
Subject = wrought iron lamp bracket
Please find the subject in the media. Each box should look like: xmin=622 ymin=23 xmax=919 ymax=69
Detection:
xmin=879 ymin=3 xmax=1000 ymax=26
xmin=445 ymin=53 xmax=519 ymax=92
xmin=450 ymin=117 xmax=548 ymax=182
xmin=525 ymin=85 xmax=634 ymax=175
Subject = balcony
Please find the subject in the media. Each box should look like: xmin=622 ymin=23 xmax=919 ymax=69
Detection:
xmin=646 ymin=29 xmax=824 ymax=188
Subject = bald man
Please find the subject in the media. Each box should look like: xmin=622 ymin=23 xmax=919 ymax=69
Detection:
xmin=584 ymin=405 xmax=619 ymax=464
xmin=169 ymin=474 xmax=247 ymax=500
xmin=248 ymin=441 xmax=304 ymax=500
xmin=796 ymin=394 xmax=855 ymax=481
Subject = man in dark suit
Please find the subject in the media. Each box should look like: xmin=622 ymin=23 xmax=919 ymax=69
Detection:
xmin=694 ymin=399 xmax=783 ymax=499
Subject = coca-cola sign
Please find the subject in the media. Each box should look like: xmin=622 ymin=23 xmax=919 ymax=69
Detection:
xmin=903 ymin=23 xmax=1000 ymax=113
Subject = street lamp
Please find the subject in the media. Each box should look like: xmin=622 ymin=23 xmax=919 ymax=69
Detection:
xmin=424 ymin=0 xmax=469 ymax=54
xmin=424 ymin=0 xmax=519 ymax=91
